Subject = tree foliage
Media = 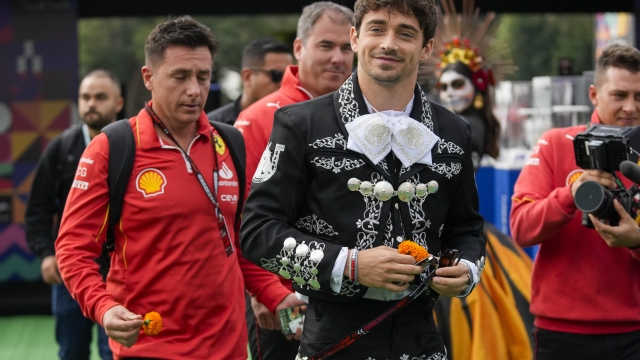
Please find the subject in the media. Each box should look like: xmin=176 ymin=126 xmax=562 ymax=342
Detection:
xmin=78 ymin=14 xmax=596 ymax=115
xmin=78 ymin=15 xmax=298 ymax=117
xmin=495 ymin=14 xmax=595 ymax=81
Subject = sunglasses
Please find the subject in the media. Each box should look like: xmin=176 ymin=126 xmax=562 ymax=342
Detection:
xmin=249 ymin=67 xmax=285 ymax=83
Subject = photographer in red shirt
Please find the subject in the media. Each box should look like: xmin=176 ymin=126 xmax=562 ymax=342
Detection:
xmin=511 ymin=44 xmax=640 ymax=360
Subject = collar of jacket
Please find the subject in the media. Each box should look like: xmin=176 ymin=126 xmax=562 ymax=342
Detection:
xmin=279 ymin=65 xmax=313 ymax=102
xmin=333 ymin=71 xmax=435 ymax=130
xmin=332 ymin=71 xmax=439 ymax=182
xmin=135 ymin=99 xmax=213 ymax=150
xmin=589 ymin=108 xmax=603 ymax=127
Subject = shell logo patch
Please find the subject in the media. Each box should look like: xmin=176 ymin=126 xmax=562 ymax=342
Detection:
xmin=214 ymin=135 xmax=226 ymax=155
xmin=136 ymin=168 xmax=167 ymax=198
xmin=566 ymin=169 xmax=584 ymax=187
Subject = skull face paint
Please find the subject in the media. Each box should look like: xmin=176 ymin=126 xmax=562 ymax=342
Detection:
xmin=438 ymin=70 xmax=475 ymax=113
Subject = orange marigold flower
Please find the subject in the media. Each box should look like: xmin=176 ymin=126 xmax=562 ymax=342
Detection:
xmin=142 ymin=311 xmax=163 ymax=336
xmin=398 ymin=240 xmax=429 ymax=262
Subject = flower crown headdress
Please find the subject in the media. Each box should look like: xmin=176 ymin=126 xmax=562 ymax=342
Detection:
xmin=439 ymin=36 xmax=495 ymax=91
xmin=419 ymin=0 xmax=515 ymax=91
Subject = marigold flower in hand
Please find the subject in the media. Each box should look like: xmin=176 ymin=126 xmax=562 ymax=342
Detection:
xmin=142 ymin=311 xmax=163 ymax=336
xmin=398 ymin=240 xmax=429 ymax=263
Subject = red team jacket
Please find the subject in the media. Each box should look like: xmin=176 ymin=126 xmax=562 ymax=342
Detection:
xmin=56 ymin=105 xmax=284 ymax=359
xmin=511 ymin=110 xmax=640 ymax=335
xmin=235 ymin=65 xmax=312 ymax=296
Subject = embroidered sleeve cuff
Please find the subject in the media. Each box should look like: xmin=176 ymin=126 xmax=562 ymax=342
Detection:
xmin=456 ymin=259 xmax=479 ymax=298
xmin=330 ymin=247 xmax=349 ymax=294
xmin=266 ymin=237 xmax=328 ymax=291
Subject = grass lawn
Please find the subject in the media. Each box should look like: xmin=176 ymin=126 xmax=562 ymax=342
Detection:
xmin=0 ymin=316 xmax=252 ymax=360
xmin=0 ymin=316 xmax=102 ymax=360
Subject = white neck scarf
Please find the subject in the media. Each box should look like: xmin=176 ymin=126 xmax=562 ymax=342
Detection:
xmin=345 ymin=95 xmax=439 ymax=167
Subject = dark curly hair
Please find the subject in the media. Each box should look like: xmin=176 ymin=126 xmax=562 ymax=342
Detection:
xmin=352 ymin=0 xmax=439 ymax=46
xmin=145 ymin=16 xmax=219 ymax=66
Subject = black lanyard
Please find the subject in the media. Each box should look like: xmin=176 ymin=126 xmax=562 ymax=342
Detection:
xmin=144 ymin=102 xmax=234 ymax=256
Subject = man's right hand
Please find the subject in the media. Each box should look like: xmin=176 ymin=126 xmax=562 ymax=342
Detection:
xmin=352 ymin=246 xmax=423 ymax=292
xmin=251 ymin=295 xmax=280 ymax=331
xmin=570 ymin=170 xmax=617 ymax=198
xmin=41 ymin=255 xmax=62 ymax=285
xmin=102 ymin=305 xmax=143 ymax=348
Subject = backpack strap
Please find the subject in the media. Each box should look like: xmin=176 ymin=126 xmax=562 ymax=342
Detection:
xmin=54 ymin=125 xmax=82 ymax=202
xmin=210 ymin=120 xmax=246 ymax=226
xmin=98 ymin=120 xmax=136 ymax=280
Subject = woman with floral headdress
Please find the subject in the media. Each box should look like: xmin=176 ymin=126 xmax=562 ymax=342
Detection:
xmin=437 ymin=37 xmax=500 ymax=168
xmin=424 ymin=1 xmax=535 ymax=359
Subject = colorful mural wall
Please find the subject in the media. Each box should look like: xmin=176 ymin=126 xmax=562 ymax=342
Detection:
xmin=0 ymin=0 xmax=77 ymax=282
xmin=595 ymin=13 xmax=636 ymax=59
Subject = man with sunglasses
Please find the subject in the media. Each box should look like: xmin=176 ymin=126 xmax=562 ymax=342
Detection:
xmin=207 ymin=38 xmax=292 ymax=125
xmin=234 ymin=2 xmax=355 ymax=360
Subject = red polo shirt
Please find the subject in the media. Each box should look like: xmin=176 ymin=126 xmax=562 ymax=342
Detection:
xmin=57 ymin=105 xmax=250 ymax=359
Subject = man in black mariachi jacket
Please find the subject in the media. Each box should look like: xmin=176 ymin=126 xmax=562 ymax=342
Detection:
xmin=241 ymin=0 xmax=486 ymax=359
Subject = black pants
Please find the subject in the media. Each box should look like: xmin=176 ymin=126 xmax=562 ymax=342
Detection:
xmin=246 ymin=293 xmax=300 ymax=360
xmin=299 ymin=295 xmax=446 ymax=360
xmin=535 ymin=327 xmax=640 ymax=360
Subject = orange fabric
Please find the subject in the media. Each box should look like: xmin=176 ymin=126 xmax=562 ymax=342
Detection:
xmin=57 ymin=107 xmax=251 ymax=359
xmin=435 ymin=226 xmax=533 ymax=360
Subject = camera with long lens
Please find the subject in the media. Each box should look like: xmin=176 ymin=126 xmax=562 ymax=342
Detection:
xmin=572 ymin=125 xmax=640 ymax=228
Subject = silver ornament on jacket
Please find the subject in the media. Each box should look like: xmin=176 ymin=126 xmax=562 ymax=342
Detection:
xmin=347 ymin=177 xmax=438 ymax=203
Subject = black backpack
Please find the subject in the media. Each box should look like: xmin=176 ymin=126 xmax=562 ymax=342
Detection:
xmin=96 ymin=119 xmax=246 ymax=280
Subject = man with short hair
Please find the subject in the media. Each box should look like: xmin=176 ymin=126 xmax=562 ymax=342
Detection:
xmin=207 ymin=37 xmax=293 ymax=125
xmin=235 ymin=3 xmax=355 ymax=360
xmin=55 ymin=17 xmax=289 ymax=360
xmin=236 ymin=1 xmax=354 ymax=190
xmin=25 ymin=69 xmax=123 ymax=360
xmin=240 ymin=0 xmax=486 ymax=359
xmin=511 ymin=43 xmax=640 ymax=360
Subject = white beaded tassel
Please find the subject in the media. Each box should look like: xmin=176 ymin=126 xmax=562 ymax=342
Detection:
xmin=307 ymin=249 xmax=324 ymax=290
xmin=293 ymin=242 xmax=309 ymax=286
xmin=278 ymin=237 xmax=297 ymax=279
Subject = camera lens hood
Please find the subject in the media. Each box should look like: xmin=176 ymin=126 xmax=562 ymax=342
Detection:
xmin=574 ymin=180 xmax=608 ymax=214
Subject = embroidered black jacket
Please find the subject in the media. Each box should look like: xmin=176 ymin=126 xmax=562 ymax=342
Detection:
xmin=240 ymin=72 xmax=486 ymax=303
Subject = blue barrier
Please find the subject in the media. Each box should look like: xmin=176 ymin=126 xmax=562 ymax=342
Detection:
xmin=476 ymin=156 xmax=539 ymax=260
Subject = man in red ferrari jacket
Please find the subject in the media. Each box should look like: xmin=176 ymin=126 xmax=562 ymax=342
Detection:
xmin=234 ymin=2 xmax=355 ymax=359
xmin=56 ymin=17 xmax=295 ymax=360
xmin=511 ymin=44 xmax=640 ymax=360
